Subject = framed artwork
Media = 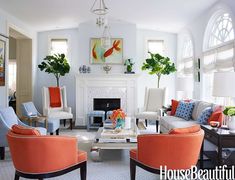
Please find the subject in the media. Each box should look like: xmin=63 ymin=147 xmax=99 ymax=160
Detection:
xmin=90 ymin=38 xmax=123 ymax=64
xmin=0 ymin=37 xmax=6 ymax=86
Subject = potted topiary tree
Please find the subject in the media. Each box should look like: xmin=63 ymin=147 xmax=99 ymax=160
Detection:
xmin=38 ymin=54 xmax=70 ymax=87
xmin=142 ymin=52 xmax=177 ymax=88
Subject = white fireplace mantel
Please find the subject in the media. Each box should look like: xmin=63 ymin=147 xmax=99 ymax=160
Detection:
xmin=75 ymin=73 xmax=139 ymax=126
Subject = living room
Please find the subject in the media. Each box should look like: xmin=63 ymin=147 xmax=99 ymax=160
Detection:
xmin=0 ymin=0 xmax=235 ymax=180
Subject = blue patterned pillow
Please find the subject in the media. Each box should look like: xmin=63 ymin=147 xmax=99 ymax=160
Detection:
xmin=197 ymin=107 xmax=213 ymax=124
xmin=175 ymin=101 xmax=195 ymax=121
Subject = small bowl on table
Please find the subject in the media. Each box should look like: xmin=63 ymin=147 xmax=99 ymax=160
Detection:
xmin=209 ymin=121 xmax=220 ymax=129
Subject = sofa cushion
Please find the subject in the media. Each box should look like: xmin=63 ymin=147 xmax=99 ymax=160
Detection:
xmin=12 ymin=125 xmax=41 ymax=136
xmin=192 ymin=101 xmax=212 ymax=120
xmin=197 ymin=107 xmax=213 ymax=124
xmin=175 ymin=101 xmax=194 ymax=121
xmin=192 ymin=101 xmax=200 ymax=120
xmin=169 ymin=125 xmax=201 ymax=134
xmin=160 ymin=116 xmax=198 ymax=132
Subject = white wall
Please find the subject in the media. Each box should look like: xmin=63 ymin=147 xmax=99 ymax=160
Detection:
xmin=177 ymin=0 xmax=235 ymax=100
xmin=35 ymin=23 xmax=177 ymax=116
xmin=0 ymin=9 xmax=37 ymax=109
xmin=136 ymin=29 xmax=177 ymax=108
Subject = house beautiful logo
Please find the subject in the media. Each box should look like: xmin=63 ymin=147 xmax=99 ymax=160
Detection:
xmin=160 ymin=165 xmax=235 ymax=180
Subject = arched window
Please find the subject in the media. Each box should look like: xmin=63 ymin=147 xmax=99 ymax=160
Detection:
xmin=208 ymin=13 xmax=234 ymax=48
xmin=202 ymin=11 xmax=234 ymax=103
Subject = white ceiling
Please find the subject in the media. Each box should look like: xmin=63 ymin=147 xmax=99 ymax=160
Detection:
xmin=0 ymin=0 xmax=218 ymax=33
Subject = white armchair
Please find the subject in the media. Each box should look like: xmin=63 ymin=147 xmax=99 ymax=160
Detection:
xmin=42 ymin=86 xmax=73 ymax=130
xmin=135 ymin=87 xmax=166 ymax=132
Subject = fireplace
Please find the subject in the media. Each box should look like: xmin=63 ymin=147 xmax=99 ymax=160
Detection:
xmin=93 ymin=98 xmax=121 ymax=123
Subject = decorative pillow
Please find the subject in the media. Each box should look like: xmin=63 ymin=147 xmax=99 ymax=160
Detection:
xmin=175 ymin=101 xmax=195 ymax=121
xmin=208 ymin=108 xmax=224 ymax=127
xmin=170 ymin=99 xmax=179 ymax=116
xmin=169 ymin=125 xmax=201 ymax=134
xmin=12 ymin=125 xmax=41 ymax=136
xmin=197 ymin=107 xmax=213 ymax=124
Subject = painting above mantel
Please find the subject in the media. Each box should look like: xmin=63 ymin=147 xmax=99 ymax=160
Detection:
xmin=90 ymin=38 xmax=123 ymax=64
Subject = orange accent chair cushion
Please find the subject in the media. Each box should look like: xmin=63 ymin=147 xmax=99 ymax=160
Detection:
xmin=208 ymin=107 xmax=224 ymax=127
xmin=169 ymin=125 xmax=201 ymax=134
xmin=12 ymin=125 xmax=41 ymax=136
xmin=49 ymin=87 xmax=62 ymax=108
xmin=170 ymin=99 xmax=179 ymax=116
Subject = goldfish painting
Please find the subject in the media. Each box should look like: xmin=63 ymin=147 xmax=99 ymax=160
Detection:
xmin=90 ymin=38 xmax=123 ymax=64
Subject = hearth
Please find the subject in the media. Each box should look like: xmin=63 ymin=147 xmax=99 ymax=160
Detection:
xmin=93 ymin=98 xmax=121 ymax=123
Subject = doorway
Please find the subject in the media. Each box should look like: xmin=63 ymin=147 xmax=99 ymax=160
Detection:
xmin=8 ymin=27 xmax=33 ymax=116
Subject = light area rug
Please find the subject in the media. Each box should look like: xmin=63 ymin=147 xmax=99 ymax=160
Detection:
xmin=0 ymin=127 xmax=159 ymax=180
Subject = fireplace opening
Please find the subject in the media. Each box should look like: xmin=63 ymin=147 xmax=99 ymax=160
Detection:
xmin=93 ymin=98 xmax=121 ymax=124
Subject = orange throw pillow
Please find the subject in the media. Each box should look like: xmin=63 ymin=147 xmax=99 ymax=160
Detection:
xmin=49 ymin=87 xmax=62 ymax=108
xmin=12 ymin=125 xmax=41 ymax=136
xmin=208 ymin=109 xmax=224 ymax=127
xmin=170 ymin=99 xmax=179 ymax=116
xmin=169 ymin=125 xmax=201 ymax=134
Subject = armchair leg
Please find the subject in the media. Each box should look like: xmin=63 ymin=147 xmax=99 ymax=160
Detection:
xmin=145 ymin=119 xmax=148 ymax=127
xmin=156 ymin=120 xmax=159 ymax=133
xmin=80 ymin=162 xmax=87 ymax=180
xmin=14 ymin=172 xmax=20 ymax=180
xmin=56 ymin=129 xmax=59 ymax=135
xmin=0 ymin=147 xmax=5 ymax=160
xmin=130 ymin=159 xmax=136 ymax=180
xmin=50 ymin=133 xmax=53 ymax=135
xmin=70 ymin=119 xmax=73 ymax=130
xmin=136 ymin=118 xmax=139 ymax=126
xmin=64 ymin=119 xmax=66 ymax=127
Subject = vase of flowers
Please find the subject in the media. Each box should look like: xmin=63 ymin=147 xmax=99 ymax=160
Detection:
xmin=223 ymin=106 xmax=235 ymax=133
xmin=110 ymin=109 xmax=126 ymax=129
xmin=124 ymin=59 xmax=135 ymax=73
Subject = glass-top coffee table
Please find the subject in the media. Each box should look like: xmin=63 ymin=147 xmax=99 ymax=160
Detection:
xmin=90 ymin=125 xmax=139 ymax=161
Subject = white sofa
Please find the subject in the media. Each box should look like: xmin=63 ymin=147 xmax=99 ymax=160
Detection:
xmin=160 ymin=100 xmax=218 ymax=133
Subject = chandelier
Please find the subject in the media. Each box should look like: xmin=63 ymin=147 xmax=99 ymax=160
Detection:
xmin=90 ymin=0 xmax=108 ymax=27
xmin=91 ymin=0 xmax=111 ymax=48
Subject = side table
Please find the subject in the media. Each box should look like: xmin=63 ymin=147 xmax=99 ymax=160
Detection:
xmin=21 ymin=116 xmax=48 ymax=129
xmin=200 ymin=125 xmax=235 ymax=169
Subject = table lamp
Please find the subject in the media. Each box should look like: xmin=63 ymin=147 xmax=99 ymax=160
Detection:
xmin=176 ymin=77 xmax=193 ymax=100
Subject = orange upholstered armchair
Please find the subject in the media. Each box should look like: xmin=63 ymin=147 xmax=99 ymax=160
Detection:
xmin=130 ymin=125 xmax=204 ymax=180
xmin=7 ymin=125 xmax=87 ymax=180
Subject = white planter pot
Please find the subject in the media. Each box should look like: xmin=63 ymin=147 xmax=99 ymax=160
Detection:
xmin=228 ymin=116 xmax=235 ymax=134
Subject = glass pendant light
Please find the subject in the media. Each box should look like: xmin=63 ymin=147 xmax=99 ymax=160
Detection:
xmin=101 ymin=25 xmax=111 ymax=48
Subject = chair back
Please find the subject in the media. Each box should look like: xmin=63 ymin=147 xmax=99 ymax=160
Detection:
xmin=0 ymin=107 xmax=19 ymax=128
xmin=21 ymin=102 xmax=39 ymax=117
xmin=137 ymin=129 xmax=204 ymax=170
xmin=42 ymin=86 xmax=68 ymax=113
xmin=144 ymin=88 xmax=166 ymax=112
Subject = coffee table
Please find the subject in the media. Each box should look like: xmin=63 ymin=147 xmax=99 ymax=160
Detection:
xmin=91 ymin=125 xmax=139 ymax=161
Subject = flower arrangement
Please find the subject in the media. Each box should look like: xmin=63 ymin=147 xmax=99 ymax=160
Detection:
xmin=110 ymin=109 xmax=126 ymax=129
xmin=124 ymin=59 xmax=134 ymax=73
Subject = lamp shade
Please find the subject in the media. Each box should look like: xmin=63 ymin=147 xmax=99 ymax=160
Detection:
xmin=176 ymin=77 xmax=193 ymax=92
xmin=213 ymin=72 xmax=235 ymax=97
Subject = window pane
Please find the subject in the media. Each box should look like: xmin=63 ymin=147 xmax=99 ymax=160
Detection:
xmin=50 ymin=39 xmax=68 ymax=57
xmin=147 ymin=40 xmax=164 ymax=55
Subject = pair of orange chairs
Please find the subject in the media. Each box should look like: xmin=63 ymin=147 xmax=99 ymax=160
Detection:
xmin=7 ymin=125 xmax=203 ymax=180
